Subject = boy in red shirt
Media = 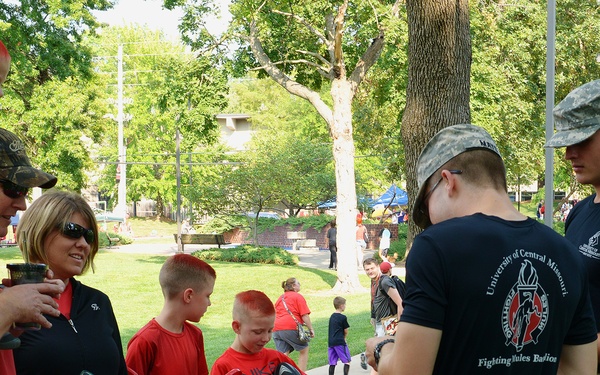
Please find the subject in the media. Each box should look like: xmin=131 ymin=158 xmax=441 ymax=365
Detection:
xmin=211 ymin=290 xmax=304 ymax=375
xmin=126 ymin=254 xmax=216 ymax=375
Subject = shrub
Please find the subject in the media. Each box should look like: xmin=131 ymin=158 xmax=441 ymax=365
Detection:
xmin=199 ymin=216 xmax=247 ymax=234
xmin=98 ymin=232 xmax=133 ymax=248
xmin=389 ymin=240 xmax=407 ymax=262
xmin=192 ymin=245 xmax=298 ymax=266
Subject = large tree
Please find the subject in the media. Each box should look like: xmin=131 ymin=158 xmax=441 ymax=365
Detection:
xmin=402 ymin=0 xmax=471 ymax=247
xmin=174 ymin=0 xmax=402 ymax=292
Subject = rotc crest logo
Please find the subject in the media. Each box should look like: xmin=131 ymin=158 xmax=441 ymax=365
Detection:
xmin=502 ymin=260 xmax=549 ymax=352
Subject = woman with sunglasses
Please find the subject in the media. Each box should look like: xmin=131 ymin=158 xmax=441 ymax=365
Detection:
xmin=13 ymin=190 xmax=127 ymax=375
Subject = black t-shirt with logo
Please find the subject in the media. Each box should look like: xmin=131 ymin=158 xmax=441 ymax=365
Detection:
xmin=565 ymin=193 xmax=600 ymax=331
xmin=401 ymin=214 xmax=596 ymax=374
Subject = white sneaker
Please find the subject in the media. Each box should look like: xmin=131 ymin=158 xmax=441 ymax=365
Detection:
xmin=360 ymin=352 xmax=367 ymax=370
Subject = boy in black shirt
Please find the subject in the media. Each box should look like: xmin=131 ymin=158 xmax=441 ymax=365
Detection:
xmin=328 ymin=296 xmax=350 ymax=375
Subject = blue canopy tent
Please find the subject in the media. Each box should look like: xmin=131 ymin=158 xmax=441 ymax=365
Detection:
xmin=374 ymin=184 xmax=408 ymax=207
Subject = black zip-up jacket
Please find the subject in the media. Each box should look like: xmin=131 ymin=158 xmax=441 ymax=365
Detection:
xmin=13 ymin=278 xmax=127 ymax=375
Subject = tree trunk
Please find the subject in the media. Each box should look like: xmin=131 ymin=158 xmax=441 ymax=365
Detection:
xmin=330 ymin=78 xmax=364 ymax=293
xmin=156 ymin=193 xmax=164 ymax=219
xmin=402 ymin=0 xmax=472 ymax=249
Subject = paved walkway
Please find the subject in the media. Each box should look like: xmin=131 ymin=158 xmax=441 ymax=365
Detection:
xmin=107 ymin=240 xmax=403 ymax=374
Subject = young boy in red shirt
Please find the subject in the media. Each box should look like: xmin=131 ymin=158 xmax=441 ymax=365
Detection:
xmin=126 ymin=254 xmax=216 ymax=375
xmin=211 ymin=290 xmax=304 ymax=375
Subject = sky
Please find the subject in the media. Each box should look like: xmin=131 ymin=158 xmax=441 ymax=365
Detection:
xmin=93 ymin=0 xmax=231 ymax=40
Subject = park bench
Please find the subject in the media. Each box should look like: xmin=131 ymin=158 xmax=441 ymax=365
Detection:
xmin=297 ymin=239 xmax=319 ymax=252
xmin=105 ymin=232 xmax=120 ymax=248
xmin=173 ymin=233 xmax=229 ymax=252
xmin=287 ymin=231 xmax=307 ymax=251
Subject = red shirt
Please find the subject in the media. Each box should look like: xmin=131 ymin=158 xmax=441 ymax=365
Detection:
xmin=0 ymin=349 xmax=16 ymax=375
xmin=273 ymin=291 xmax=311 ymax=331
xmin=211 ymin=347 xmax=304 ymax=375
xmin=126 ymin=319 xmax=207 ymax=375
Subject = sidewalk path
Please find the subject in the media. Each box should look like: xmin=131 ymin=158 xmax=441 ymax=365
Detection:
xmin=106 ymin=240 xmax=402 ymax=374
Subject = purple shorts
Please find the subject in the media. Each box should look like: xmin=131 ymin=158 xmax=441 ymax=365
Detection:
xmin=328 ymin=345 xmax=351 ymax=365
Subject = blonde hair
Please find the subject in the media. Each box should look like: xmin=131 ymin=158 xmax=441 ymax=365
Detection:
xmin=16 ymin=190 xmax=99 ymax=274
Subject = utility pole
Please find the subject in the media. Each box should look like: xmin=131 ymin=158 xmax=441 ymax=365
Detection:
xmin=116 ymin=44 xmax=128 ymax=216
xmin=176 ymin=128 xmax=183 ymax=253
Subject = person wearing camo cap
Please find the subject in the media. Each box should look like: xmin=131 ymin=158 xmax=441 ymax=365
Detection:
xmin=365 ymin=124 xmax=597 ymax=374
xmin=0 ymin=40 xmax=63 ymax=375
xmin=547 ymin=79 xmax=600 ymax=369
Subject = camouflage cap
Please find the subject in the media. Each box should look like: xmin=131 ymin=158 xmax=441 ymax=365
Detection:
xmin=546 ymin=80 xmax=600 ymax=148
xmin=412 ymin=124 xmax=502 ymax=229
xmin=0 ymin=128 xmax=57 ymax=189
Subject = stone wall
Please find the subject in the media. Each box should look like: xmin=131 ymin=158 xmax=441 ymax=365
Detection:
xmin=223 ymin=223 xmax=401 ymax=250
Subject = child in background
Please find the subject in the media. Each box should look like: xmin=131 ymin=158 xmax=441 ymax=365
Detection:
xmin=211 ymin=290 xmax=304 ymax=375
xmin=328 ymin=297 xmax=351 ymax=375
xmin=126 ymin=254 xmax=216 ymax=375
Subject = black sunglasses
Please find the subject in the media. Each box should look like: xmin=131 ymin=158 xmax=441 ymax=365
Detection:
xmin=420 ymin=170 xmax=463 ymax=213
xmin=0 ymin=180 xmax=29 ymax=199
xmin=62 ymin=222 xmax=95 ymax=244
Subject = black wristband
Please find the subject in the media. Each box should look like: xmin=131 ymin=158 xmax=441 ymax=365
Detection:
xmin=374 ymin=338 xmax=395 ymax=365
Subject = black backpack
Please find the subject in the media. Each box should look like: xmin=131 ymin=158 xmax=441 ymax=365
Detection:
xmin=388 ymin=275 xmax=406 ymax=299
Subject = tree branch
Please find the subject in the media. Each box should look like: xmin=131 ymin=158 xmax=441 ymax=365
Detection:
xmin=251 ymin=58 xmax=333 ymax=79
xmin=296 ymin=49 xmax=332 ymax=69
xmin=348 ymin=0 xmax=402 ymax=93
xmin=332 ymin=0 xmax=349 ymax=79
xmin=248 ymin=20 xmax=333 ymax=126
xmin=324 ymin=13 xmax=336 ymax=64
xmin=271 ymin=9 xmax=332 ymax=49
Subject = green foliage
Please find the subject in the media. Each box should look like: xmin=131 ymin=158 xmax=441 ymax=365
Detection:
xmin=189 ymin=79 xmax=337 ymax=222
xmin=1 ymin=3 xmax=113 ymax=191
xmin=389 ymin=239 xmax=407 ymax=262
xmin=200 ymin=214 xmax=335 ymax=236
xmin=199 ymin=216 xmax=248 ymax=234
xmin=98 ymin=232 xmax=134 ymax=248
xmin=470 ymin=0 xmax=600 ymax=192
xmin=90 ymin=26 xmax=229 ymax=211
xmin=280 ymin=215 xmax=335 ymax=231
xmin=0 ymin=0 xmax=110 ymax=97
xmin=192 ymin=245 xmax=298 ymax=265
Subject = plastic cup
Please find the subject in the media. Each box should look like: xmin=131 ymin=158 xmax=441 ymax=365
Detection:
xmin=6 ymin=263 xmax=48 ymax=330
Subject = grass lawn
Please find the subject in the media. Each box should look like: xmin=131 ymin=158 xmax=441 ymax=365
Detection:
xmin=0 ymin=246 xmax=373 ymax=370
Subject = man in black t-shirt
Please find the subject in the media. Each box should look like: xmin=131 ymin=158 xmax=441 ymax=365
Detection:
xmin=547 ymin=79 xmax=600 ymax=367
xmin=367 ymin=124 xmax=597 ymax=374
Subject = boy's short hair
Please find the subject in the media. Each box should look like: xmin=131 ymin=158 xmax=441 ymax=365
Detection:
xmin=159 ymin=254 xmax=216 ymax=299
xmin=333 ymin=296 xmax=346 ymax=309
xmin=233 ymin=290 xmax=275 ymax=322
